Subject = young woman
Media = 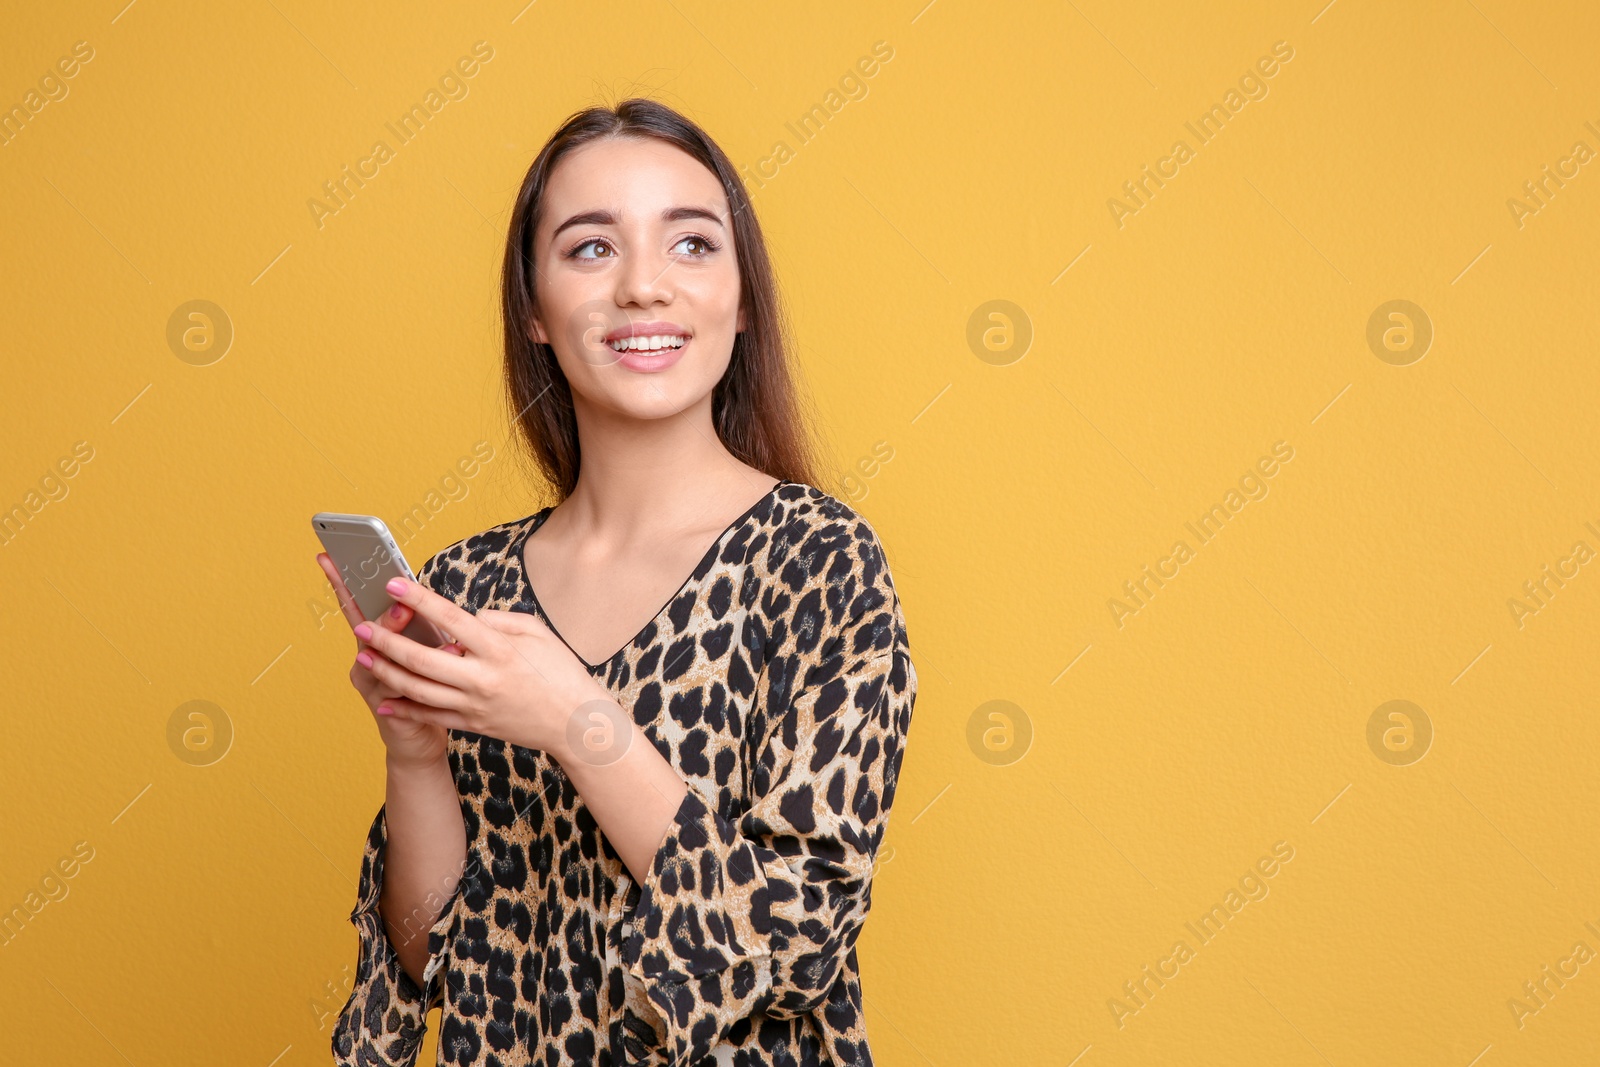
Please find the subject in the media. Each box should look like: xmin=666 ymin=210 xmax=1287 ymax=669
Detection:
xmin=318 ymin=99 xmax=917 ymax=1067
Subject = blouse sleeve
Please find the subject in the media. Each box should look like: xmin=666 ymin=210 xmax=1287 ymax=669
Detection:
xmin=330 ymin=805 xmax=466 ymax=1066
xmin=332 ymin=550 xmax=468 ymax=1067
xmin=618 ymin=524 xmax=917 ymax=1066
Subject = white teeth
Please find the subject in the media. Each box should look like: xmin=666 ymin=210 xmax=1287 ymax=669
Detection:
xmin=609 ymin=334 xmax=687 ymax=352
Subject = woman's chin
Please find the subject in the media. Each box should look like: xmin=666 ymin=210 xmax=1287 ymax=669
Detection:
xmin=591 ymin=376 xmax=716 ymax=420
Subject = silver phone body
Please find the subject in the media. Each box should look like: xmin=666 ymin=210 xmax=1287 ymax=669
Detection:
xmin=312 ymin=512 xmax=450 ymax=647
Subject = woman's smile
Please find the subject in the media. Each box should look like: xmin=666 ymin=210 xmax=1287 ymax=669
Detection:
xmin=615 ymin=337 xmax=688 ymax=372
xmin=605 ymin=319 xmax=692 ymax=372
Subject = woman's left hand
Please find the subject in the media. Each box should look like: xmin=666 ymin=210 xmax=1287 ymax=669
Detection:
xmin=351 ymin=575 xmax=612 ymax=754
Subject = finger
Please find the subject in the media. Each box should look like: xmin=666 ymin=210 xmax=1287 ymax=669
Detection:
xmin=316 ymin=553 xmax=370 ymax=633
xmin=356 ymin=641 xmax=469 ymax=709
xmin=357 ymin=616 xmax=477 ymax=691
xmin=376 ymin=696 xmax=471 ymax=732
xmin=383 ymin=576 xmax=494 ymax=655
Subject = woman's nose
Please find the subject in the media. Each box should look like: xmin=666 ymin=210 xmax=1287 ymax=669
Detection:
xmin=613 ymin=246 xmax=674 ymax=307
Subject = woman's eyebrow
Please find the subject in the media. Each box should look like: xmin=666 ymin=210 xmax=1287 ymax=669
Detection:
xmin=551 ymin=205 xmax=726 ymax=239
xmin=662 ymin=205 xmax=725 ymax=228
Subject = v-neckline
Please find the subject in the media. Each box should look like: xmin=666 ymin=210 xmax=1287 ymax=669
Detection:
xmin=512 ymin=480 xmax=790 ymax=671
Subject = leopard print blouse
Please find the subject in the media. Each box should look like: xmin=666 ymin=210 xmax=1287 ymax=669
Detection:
xmin=332 ymin=480 xmax=917 ymax=1066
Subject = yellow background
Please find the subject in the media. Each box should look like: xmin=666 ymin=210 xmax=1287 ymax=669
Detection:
xmin=2 ymin=1 xmax=1598 ymax=1063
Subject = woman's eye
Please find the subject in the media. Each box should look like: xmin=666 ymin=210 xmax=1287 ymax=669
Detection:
xmin=671 ymin=235 xmax=716 ymax=256
xmin=570 ymin=239 xmax=614 ymax=259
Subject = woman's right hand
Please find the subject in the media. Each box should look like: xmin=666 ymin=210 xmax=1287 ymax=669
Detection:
xmin=316 ymin=552 xmax=463 ymax=767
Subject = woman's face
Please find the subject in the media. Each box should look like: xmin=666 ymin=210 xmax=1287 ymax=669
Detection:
xmin=529 ymin=136 xmax=745 ymax=419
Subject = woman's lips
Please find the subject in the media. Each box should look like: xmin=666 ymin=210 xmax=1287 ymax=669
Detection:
xmin=615 ymin=337 xmax=689 ymax=372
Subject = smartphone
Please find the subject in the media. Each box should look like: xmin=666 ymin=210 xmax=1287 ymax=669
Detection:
xmin=312 ymin=512 xmax=451 ymax=648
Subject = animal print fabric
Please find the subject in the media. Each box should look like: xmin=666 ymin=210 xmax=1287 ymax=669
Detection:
xmin=331 ymin=481 xmax=917 ymax=1066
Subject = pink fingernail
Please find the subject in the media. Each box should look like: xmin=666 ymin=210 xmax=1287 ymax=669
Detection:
xmin=356 ymin=651 xmax=374 ymax=668
xmin=389 ymin=604 xmax=405 ymax=620
xmin=376 ymin=705 xmax=393 ymax=715
xmin=386 ymin=577 xmax=408 ymax=595
xmin=353 ymin=622 xmax=373 ymax=641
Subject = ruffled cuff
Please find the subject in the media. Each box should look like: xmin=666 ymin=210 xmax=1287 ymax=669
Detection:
xmin=332 ymin=804 xmax=463 ymax=1067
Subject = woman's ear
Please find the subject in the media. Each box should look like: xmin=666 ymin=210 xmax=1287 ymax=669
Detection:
xmin=531 ymin=315 xmax=549 ymax=344
xmin=736 ymin=304 xmax=747 ymax=334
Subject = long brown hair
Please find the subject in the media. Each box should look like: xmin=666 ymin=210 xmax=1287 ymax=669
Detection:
xmin=500 ymin=98 xmax=821 ymax=501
